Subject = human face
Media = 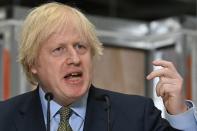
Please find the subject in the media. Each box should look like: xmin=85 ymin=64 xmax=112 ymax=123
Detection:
xmin=30 ymin=27 xmax=92 ymax=106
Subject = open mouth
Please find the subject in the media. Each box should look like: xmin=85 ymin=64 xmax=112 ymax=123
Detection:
xmin=64 ymin=72 xmax=83 ymax=80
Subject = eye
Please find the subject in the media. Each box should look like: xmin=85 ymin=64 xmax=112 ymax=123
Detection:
xmin=52 ymin=46 xmax=65 ymax=56
xmin=75 ymin=43 xmax=89 ymax=55
xmin=54 ymin=47 xmax=62 ymax=51
xmin=76 ymin=43 xmax=86 ymax=49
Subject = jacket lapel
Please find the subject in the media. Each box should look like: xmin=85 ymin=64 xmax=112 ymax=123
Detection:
xmin=84 ymin=86 xmax=114 ymax=131
xmin=14 ymin=88 xmax=46 ymax=131
xmin=12 ymin=86 xmax=114 ymax=131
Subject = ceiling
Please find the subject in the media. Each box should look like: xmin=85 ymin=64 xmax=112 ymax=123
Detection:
xmin=0 ymin=0 xmax=196 ymax=21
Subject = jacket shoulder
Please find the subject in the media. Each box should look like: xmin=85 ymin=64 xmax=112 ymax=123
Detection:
xmin=0 ymin=90 xmax=36 ymax=115
xmin=92 ymin=87 xmax=173 ymax=130
xmin=93 ymin=86 xmax=150 ymax=104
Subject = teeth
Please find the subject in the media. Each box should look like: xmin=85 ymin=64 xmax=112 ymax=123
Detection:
xmin=64 ymin=72 xmax=82 ymax=78
xmin=71 ymin=73 xmax=78 ymax=76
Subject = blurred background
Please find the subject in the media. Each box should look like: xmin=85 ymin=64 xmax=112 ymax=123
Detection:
xmin=0 ymin=0 xmax=196 ymax=117
xmin=0 ymin=0 xmax=195 ymax=21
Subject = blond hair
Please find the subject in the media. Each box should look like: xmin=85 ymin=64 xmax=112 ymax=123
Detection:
xmin=18 ymin=2 xmax=103 ymax=85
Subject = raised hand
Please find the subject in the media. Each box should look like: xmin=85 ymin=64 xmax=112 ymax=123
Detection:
xmin=147 ymin=60 xmax=188 ymax=115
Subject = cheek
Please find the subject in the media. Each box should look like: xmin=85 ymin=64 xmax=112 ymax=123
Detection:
xmin=84 ymin=55 xmax=93 ymax=70
xmin=81 ymin=54 xmax=92 ymax=77
xmin=86 ymin=58 xmax=93 ymax=79
xmin=38 ymin=59 xmax=62 ymax=78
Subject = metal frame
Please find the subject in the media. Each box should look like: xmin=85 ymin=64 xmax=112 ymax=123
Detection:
xmin=0 ymin=20 xmax=29 ymax=99
xmin=183 ymin=29 xmax=197 ymax=105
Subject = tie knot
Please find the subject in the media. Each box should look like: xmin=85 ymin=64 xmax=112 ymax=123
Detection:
xmin=59 ymin=107 xmax=72 ymax=121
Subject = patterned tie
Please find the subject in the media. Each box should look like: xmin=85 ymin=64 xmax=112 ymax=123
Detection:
xmin=57 ymin=107 xmax=72 ymax=131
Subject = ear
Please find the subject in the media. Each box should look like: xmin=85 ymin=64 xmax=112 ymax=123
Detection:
xmin=30 ymin=65 xmax=38 ymax=74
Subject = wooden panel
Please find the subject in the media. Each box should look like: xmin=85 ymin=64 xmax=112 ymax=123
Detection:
xmin=92 ymin=46 xmax=145 ymax=96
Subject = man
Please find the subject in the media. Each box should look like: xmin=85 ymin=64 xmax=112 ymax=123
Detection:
xmin=0 ymin=2 xmax=196 ymax=131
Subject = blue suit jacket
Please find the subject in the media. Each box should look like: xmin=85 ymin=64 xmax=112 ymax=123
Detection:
xmin=0 ymin=85 xmax=179 ymax=131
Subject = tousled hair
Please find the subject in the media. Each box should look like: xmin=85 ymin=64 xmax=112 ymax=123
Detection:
xmin=18 ymin=2 xmax=103 ymax=85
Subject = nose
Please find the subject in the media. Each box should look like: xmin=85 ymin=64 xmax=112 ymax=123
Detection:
xmin=66 ymin=47 xmax=80 ymax=65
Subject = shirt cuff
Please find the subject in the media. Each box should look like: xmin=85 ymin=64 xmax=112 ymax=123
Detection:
xmin=166 ymin=100 xmax=197 ymax=130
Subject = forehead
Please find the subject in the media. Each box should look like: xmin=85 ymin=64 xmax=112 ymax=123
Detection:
xmin=41 ymin=21 xmax=86 ymax=45
xmin=47 ymin=28 xmax=82 ymax=43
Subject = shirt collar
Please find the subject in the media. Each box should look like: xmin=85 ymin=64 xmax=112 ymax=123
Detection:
xmin=39 ymin=86 xmax=88 ymax=122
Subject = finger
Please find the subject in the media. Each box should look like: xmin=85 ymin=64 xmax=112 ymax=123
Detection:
xmin=155 ymin=76 xmax=176 ymax=96
xmin=157 ymin=83 xmax=175 ymax=97
xmin=147 ymin=68 xmax=172 ymax=80
xmin=155 ymin=80 xmax=169 ymax=97
xmin=152 ymin=60 xmax=177 ymax=71
xmin=162 ymin=93 xmax=169 ymax=103
xmin=159 ymin=84 xmax=170 ymax=97
xmin=155 ymin=81 xmax=162 ymax=97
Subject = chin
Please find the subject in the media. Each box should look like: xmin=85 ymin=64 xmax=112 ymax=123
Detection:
xmin=66 ymin=84 xmax=89 ymax=97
